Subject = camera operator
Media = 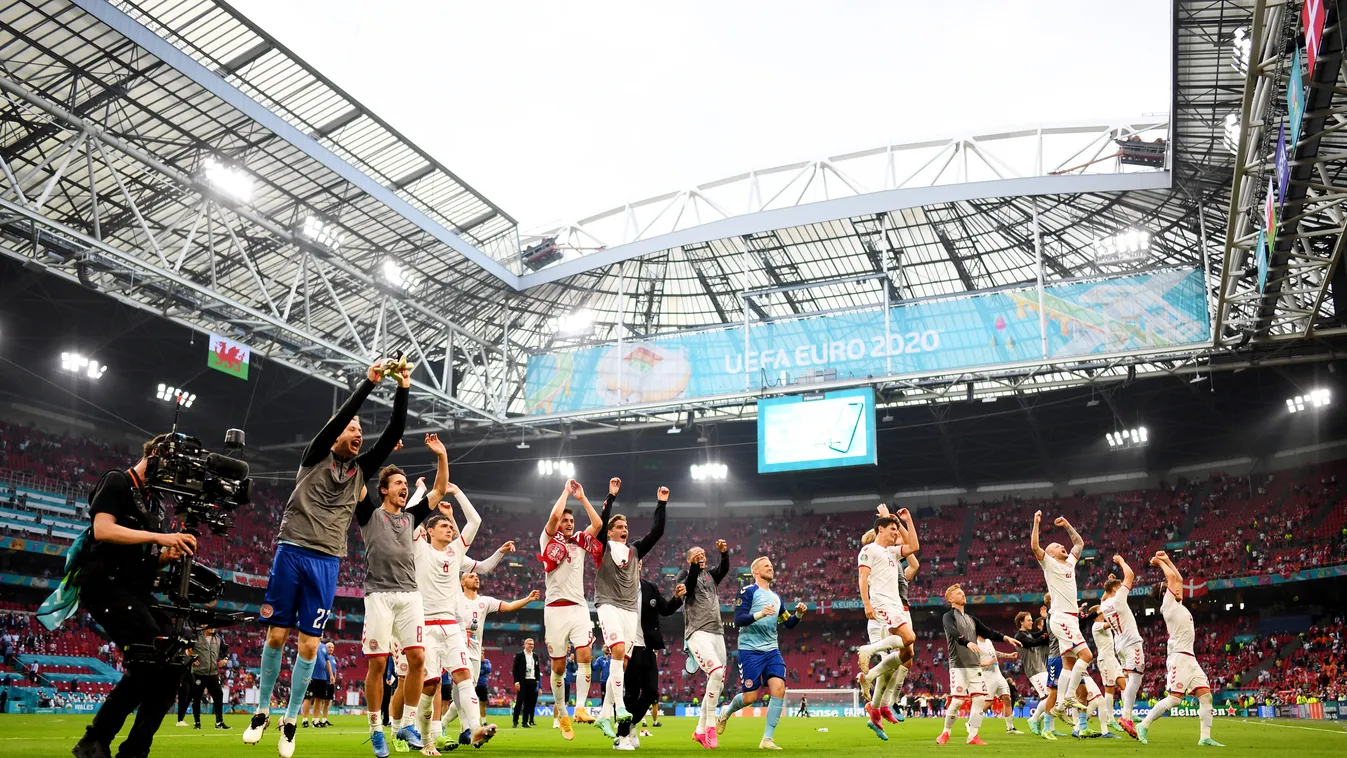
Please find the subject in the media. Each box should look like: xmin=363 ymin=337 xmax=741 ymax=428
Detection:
xmin=73 ymin=434 xmax=199 ymax=758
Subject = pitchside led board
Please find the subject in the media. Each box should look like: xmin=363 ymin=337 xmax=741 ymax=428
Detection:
xmin=757 ymin=387 xmax=877 ymax=474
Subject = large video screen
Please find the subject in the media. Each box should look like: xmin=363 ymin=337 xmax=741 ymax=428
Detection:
xmin=757 ymin=387 xmax=877 ymax=474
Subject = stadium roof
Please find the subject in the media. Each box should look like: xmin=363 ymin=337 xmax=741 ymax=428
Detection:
xmin=1 ymin=0 xmax=1344 ymax=441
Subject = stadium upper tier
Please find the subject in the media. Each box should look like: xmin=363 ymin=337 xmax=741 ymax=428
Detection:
xmin=3 ymin=420 xmax=1344 ymax=603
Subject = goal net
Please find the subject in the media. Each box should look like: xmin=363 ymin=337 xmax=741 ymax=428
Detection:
xmin=784 ymin=688 xmax=861 ymax=717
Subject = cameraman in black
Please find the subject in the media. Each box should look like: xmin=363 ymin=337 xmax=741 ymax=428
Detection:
xmin=73 ymin=434 xmax=199 ymax=758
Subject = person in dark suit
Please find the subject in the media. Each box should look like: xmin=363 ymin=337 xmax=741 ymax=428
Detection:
xmin=512 ymin=638 xmax=543 ymax=728
xmin=615 ymin=566 xmax=686 ymax=747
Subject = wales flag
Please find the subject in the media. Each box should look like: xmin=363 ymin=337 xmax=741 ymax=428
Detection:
xmin=208 ymin=334 xmax=250 ymax=380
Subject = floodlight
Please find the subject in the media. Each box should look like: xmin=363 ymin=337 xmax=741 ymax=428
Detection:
xmin=1106 ymin=426 xmax=1148 ymax=450
xmin=1287 ymin=388 xmax=1331 ymax=413
xmin=1222 ymin=112 xmax=1241 ymax=154
xmin=381 ymin=259 xmax=406 ymax=288
xmin=536 ymin=459 xmax=575 ymax=478
xmin=202 ymin=158 xmax=253 ymax=203
xmin=156 ymin=383 xmax=196 ymax=408
xmin=691 ymin=463 xmax=728 ymax=481
xmin=301 ymin=216 xmax=345 ymax=251
xmin=60 ymin=351 xmax=107 ymax=380
xmin=1093 ymin=229 xmax=1152 ymax=265
xmin=1231 ymin=27 xmax=1251 ymax=76
xmin=547 ymin=308 xmax=596 ymax=335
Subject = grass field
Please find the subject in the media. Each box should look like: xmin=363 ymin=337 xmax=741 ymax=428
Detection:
xmin=5 ymin=714 xmax=1347 ymax=757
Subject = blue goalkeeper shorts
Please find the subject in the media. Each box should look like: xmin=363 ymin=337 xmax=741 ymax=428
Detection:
xmin=739 ymin=649 xmax=786 ymax=693
xmin=260 ymin=543 xmax=339 ymax=636
xmin=1046 ymin=656 xmax=1064 ymax=689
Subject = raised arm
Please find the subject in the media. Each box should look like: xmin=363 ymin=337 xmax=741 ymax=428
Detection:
xmin=301 ymin=363 xmax=382 ymax=467
xmin=781 ymin=601 xmax=806 ymax=630
xmin=424 ymin=433 xmax=449 ymax=509
xmin=464 ymin=541 xmax=515 ymax=574
xmin=500 ymin=590 xmax=540 ymax=613
xmin=544 ymin=484 xmax=570 ymax=538
xmin=1055 ymin=516 xmax=1084 ymax=558
xmin=1030 ymin=510 xmax=1045 ymax=561
xmin=1113 ymin=554 xmax=1135 ymax=589
xmin=904 ymin=552 xmax=921 ymax=582
xmin=634 ymin=487 xmax=669 ymax=558
xmin=447 ymin=483 xmax=482 ymax=545
xmin=710 ymin=539 xmax=730 ymax=584
xmin=682 ymin=560 xmax=702 ymax=602
xmin=1151 ymin=550 xmax=1183 ymax=597
xmin=356 ymin=368 xmax=410 ymax=479
xmin=579 ymin=479 xmax=610 ymax=537
xmin=897 ymin=507 xmax=919 ymax=555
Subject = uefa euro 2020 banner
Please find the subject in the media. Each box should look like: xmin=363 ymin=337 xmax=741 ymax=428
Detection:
xmin=524 ymin=268 xmax=1210 ymax=415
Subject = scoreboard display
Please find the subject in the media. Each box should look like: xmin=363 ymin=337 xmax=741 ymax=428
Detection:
xmin=757 ymin=387 xmax=877 ymax=474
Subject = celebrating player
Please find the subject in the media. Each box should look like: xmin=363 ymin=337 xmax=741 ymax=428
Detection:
xmin=857 ymin=523 xmax=920 ymax=717
xmin=244 ymin=360 xmax=408 ymax=758
xmin=676 ymin=538 xmax=731 ymax=749
xmin=356 ymin=434 xmax=446 ymax=756
xmin=1029 ymin=510 xmax=1096 ymax=718
xmin=1012 ymin=611 xmax=1054 ymax=738
xmin=935 ymin=584 xmax=1022 ymax=746
xmin=412 ymin=467 xmax=505 ymax=755
xmin=440 ymin=572 xmax=538 ymax=747
xmin=592 ymin=486 xmax=669 ymax=735
xmin=538 ymin=479 xmax=608 ymax=740
xmin=716 ymin=556 xmax=807 ymax=751
xmin=1135 ymin=551 xmax=1223 ymax=747
xmin=1101 ymin=555 xmax=1144 ymax=736
xmin=856 ymin=505 xmax=918 ymax=739
xmin=976 ymin=634 xmax=1022 ymax=735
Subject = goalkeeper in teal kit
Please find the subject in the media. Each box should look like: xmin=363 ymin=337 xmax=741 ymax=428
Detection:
xmin=715 ymin=556 xmax=807 ymax=750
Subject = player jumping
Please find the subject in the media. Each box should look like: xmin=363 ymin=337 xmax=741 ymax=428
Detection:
xmin=936 ymin=584 xmax=1022 ymax=745
xmin=244 ymin=360 xmax=407 ymax=758
xmin=592 ymin=486 xmax=668 ymax=737
xmin=716 ymin=556 xmax=807 ymax=750
xmin=1101 ymin=554 xmax=1144 ymax=737
xmin=1136 ymin=551 xmax=1223 ymax=747
xmin=857 ymin=506 xmax=919 ymax=739
xmin=1029 ymin=510 xmax=1097 ymax=720
xmin=677 ymin=538 xmax=731 ymax=749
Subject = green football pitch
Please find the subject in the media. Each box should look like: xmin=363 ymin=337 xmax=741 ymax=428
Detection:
xmin=4 ymin=714 xmax=1345 ymax=757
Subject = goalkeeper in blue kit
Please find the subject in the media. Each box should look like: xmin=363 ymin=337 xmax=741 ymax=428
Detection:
xmin=715 ymin=556 xmax=806 ymax=750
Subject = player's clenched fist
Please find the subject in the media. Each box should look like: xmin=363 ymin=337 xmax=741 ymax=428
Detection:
xmin=657 ymin=486 xmax=670 ymax=501
xmin=1033 ymin=510 xmax=1042 ymax=521
xmin=715 ymin=539 xmax=728 ymax=553
xmin=609 ymin=477 xmax=622 ymax=495
xmin=794 ymin=602 xmax=808 ymax=615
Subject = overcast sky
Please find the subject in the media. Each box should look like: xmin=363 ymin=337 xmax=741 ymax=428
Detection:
xmin=229 ymin=0 xmax=1172 ymax=231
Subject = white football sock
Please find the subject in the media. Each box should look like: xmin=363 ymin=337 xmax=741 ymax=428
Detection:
xmin=1198 ymin=693 xmax=1213 ymax=740
xmin=967 ymin=696 xmax=986 ymax=738
xmin=455 ymin=679 xmax=481 ymax=732
xmin=859 ymin=634 xmax=905 ymax=662
xmin=1140 ymin=695 xmax=1181 ymax=728
xmin=1122 ymin=673 xmax=1142 ymax=720
xmin=367 ymin=710 xmax=381 ymax=735
xmin=415 ymin=694 xmax=434 ymax=742
xmin=943 ymin=698 xmax=963 ymax=732
xmin=575 ymin=664 xmax=591 ymax=711
xmin=550 ymin=671 xmax=565 ymax=718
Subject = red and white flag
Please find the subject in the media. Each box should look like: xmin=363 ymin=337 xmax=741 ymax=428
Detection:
xmin=333 ymin=610 xmax=346 ymax=631
xmin=1182 ymin=577 xmax=1208 ymax=599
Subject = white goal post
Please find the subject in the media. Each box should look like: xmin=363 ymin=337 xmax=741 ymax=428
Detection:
xmin=784 ymin=688 xmax=860 ymax=714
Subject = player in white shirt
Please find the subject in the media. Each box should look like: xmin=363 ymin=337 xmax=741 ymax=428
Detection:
xmin=1029 ymin=510 xmax=1096 ymax=717
xmin=1100 ymin=555 xmax=1144 ymax=737
xmin=858 ymin=526 xmax=920 ymax=715
xmin=1086 ymin=606 xmax=1126 ymax=738
xmin=436 ymin=573 xmax=539 ymax=745
xmin=412 ymin=495 xmax=498 ymax=755
xmin=975 ymin=635 xmax=1022 ymax=735
xmin=538 ymin=479 xmax=609 ymax=740
xmin=1136 ymin=551 xmax=1222 ymax=747
xmin=855 ymin=506 xmax=918 ymax=739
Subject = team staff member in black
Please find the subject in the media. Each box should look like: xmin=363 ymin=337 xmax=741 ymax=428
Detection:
xmin=614 ymin=565 xmax=686 ymax=748
xmin=512 ymin=638 xmax=543 ymax=727
xmin=73 ymin=434 xmax=199 ymax=758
